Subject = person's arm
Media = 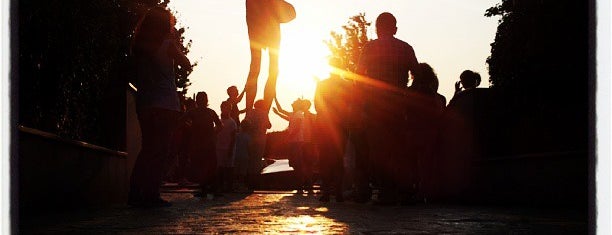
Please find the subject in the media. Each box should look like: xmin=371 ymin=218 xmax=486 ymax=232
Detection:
xmin=454 ymin=81 xmax=463 ymax=94
xmin=407 ymin=46 xmax=420 ymax=84
xmin=274 ymin=97 xmax=291 ymax=116
xmin=237 ymin=89 xmax=246 ymax=103
xmin=272 ymin=107 xmax=290 ymax=121
xmin=212 ymin=110 xmax=224 ymax=133
xmin=169 ymin=40 xmax=192 ymax=71
xmin=265 ymin=118 xmax=272 ymax=130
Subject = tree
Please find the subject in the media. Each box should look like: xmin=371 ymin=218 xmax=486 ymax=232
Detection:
xmin=485 ymin=0 xmax=589 ymax=91
xmin=325 ymin=13 xmax=371 ymax=72
xmin=484 ymin=0 xmax=590 ymax=153
xmin=18 ymin=0 xmax=197 ymax=148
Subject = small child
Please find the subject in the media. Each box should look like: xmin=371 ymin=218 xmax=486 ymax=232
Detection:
xmin=186 ymin=92 xmax=223 ymax=198
xmin=226 ymin=85 xmax=245 ymax=126
xmin=216 ymin=101 xmax=238 ymax=192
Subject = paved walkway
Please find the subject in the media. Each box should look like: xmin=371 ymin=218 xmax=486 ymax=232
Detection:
xmin=20 ymin=191 xmax=586 ymax=234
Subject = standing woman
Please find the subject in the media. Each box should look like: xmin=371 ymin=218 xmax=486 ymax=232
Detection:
xmin=128 ymin=7 xmax=192 ymax=207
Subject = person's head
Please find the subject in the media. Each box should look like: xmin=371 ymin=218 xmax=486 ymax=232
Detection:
xmin=253 ymin=99 xmax=266 ymax=110
xmin=459 ymin=70 xmax=481 ymax=89
xmin=291 ymin=99 xmax=301 ymax=111
xmin=196 ymin=92 xmax=208 ymax=107
xmin=412 ymin=63 xmax=439 ymax=93
xmin=132 ymin=7 xmax=175 ymax=55
xmin=227 ymin=86 xmax=239 ymax=98
xmin=376 ymin=12 xmax=398 ymax=38
xmin=220 ymin=101 xmax=231 ymax=114
xmin=300 ymin=99 xmax=311 ymax=111
xmin=184 ymin=98 xmax=196 ymax=111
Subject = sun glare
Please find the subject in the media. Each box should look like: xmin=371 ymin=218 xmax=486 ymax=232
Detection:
xmin=277 ymin=31 xmax=331 ymax=101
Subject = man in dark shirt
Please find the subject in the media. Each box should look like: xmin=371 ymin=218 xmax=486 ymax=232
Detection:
xmin=355 ymin=12 xmax=420 ymax=205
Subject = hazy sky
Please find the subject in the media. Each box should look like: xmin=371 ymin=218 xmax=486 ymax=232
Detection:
xmin=168 ymin=0 xmax=500 ymax=131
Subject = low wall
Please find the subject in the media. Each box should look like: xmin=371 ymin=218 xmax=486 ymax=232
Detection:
xmin=470 ymin=151 xmax=588 ymax=206
xmin=18 ymin=126 xmax=129 ymax=214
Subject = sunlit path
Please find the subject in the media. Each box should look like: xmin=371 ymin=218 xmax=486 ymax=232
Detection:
xmin=20 ymin=191 xmax=585 ymax=234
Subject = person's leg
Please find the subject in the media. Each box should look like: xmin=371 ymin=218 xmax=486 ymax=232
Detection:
xmin=318 ymin=142 xmax=332 ymax=202
xmin=263 ymin=40 xmax=280 ymax=112
xmin=333 ymin=131 xmax=347 ymax=202
xmin=302 ymin=143 xmax=315 ymax=191
xmin=352 ymin=130 xmax=371 ymax=202
xmin=246 ymin=134 xmax=265 ymax=190
xmin=129 ymin=108 xmax=176 ymax=206
xmin=245 ymin=47 xmax=262 ymax=112
xmin=290 ymin=142 xmax=305 ymax=191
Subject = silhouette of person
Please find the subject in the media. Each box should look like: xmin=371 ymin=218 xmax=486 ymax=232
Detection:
xmin=244 ymin=0 xmax=296 ymax=113
xmin=186 ymin=92 xmax=223 ymax=198
xmin=404 ymin=63 xmax=446 ymax=203
xmin=299 ymin=99 xmax=316 ymax=192
xmin=234 ymin=120 xmax=252 ymax=192
xmin=448 ymin=70 xmax=482 ymax=119
xmin=273 ymin=98 xmax=315 ymax=192
xmin=348 ymin=79 xmax=371 ymax=203
xmin=173 ymin=98 xmax=196 ymax=186
xmin=272 ymin=98 xmax=303 ymax=169
xmin=454 ymin=70 xmax=481 ymax=95
xmin=440 ymin=70 xmax=487 ymax=201
xmin=128 ymin=7 xmax=192 ymax=208
xmin=216 ymin=101 xmax=238 ymax=192
xmin=355 ymin=12 xmax=420 ymax=205
xmin=226 ymin=86 xmax=245 ymax=126
xmin=243 ymin=99 xmax=272 ymax=189
xmin=315 ymin=57 xmax=352 ymax=202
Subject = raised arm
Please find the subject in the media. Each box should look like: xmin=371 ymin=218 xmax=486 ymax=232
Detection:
xmin=169 ymin=40 xmax=192 ymax=71
xmin=274 ymin=97 xmax=291 ymax=116
xmin=272 ymin=107 xmax=290 ymax=121
xmin=237 ymin=88 xmax=246 ymax=103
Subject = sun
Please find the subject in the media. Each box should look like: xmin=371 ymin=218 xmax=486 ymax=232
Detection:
xmin=276 ymin=31 xmax=331 ymax=104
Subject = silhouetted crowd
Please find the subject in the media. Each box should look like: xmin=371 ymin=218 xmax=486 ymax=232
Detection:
xmin=128 ymin=7 xmax=484 ymax=208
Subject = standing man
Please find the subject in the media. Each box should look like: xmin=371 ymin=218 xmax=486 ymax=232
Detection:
xmin=355 ymin=12 xmax=419 ymax=205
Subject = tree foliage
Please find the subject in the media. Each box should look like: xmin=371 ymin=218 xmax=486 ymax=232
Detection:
xmin=325 ymin=13 xmax=371 ymax=72
xmin=485 ymin=0 xmax=589 ymax=92
xmin=484 ymin=0 xmax=590 ymax=152
xmin=18 ymin=0 xmax=196 ymax=148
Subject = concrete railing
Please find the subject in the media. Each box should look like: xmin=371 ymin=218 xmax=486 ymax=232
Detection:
xmin=17 ymin=86 xmax=142 ymax=215
xmin=17 ymin=125 xmax=129 ymax=215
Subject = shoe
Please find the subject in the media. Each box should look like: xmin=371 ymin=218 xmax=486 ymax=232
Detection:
xmin=335 ymin=195 xmax=345 ymax=203
xmin=319 ymin=194 xmax=330 ymax=202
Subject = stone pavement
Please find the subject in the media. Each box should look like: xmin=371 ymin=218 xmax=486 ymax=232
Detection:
xmin=20 ymin=191 xmax=587 ymax=234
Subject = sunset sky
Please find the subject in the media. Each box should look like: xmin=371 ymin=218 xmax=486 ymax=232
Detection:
xmin=168 ymin=0 xmax=500 ymax=131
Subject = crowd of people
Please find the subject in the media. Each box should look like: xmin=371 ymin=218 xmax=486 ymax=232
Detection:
xmin=127 ymin=5 xmax=482 ymax=208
